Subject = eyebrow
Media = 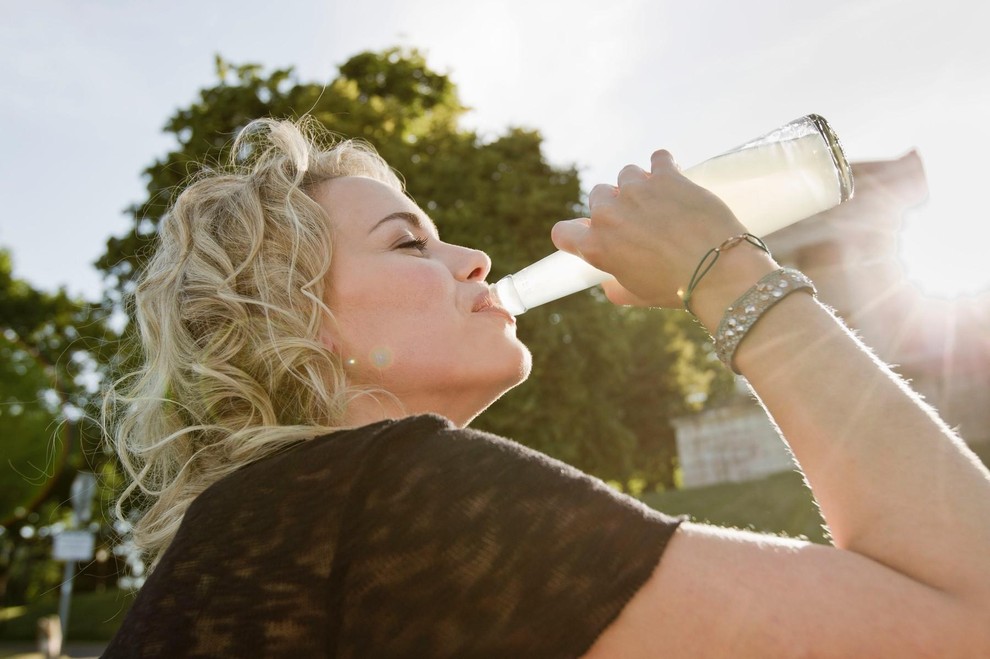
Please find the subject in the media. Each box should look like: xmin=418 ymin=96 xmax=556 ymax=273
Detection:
xmin=369 ymin=211 xmax=438 ymax=236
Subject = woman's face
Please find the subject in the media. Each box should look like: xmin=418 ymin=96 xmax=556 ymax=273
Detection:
xmin=316 ymin=176 xmax=531 ymax=426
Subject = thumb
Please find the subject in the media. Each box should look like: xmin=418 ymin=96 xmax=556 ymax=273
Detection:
xmin=550 ymin=217 xmax=591 ymax=256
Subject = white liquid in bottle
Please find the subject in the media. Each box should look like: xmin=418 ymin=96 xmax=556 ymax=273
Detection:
xmin=491 ymin=115 xmax=853 ymax=316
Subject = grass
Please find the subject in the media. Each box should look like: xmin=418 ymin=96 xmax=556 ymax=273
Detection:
xmin=641 ymin=441 xmax=990 ymax=545
xmin=0 ymin=589 xmax=135 ymax=642
xmin=642 ymin=468 xmax=830 ymax=543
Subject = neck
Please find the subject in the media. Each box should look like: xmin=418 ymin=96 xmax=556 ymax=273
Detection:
xmin=341 ymin=392 xmax=481 ymax=429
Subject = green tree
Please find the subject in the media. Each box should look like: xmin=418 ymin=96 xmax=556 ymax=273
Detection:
xmin=0 ymin=329 xmax=64 ymax=521
xmin=0 ymin=249 xmax=119 ymax=603
xmin=0 ymin=249 xmax=109 ymax=524
xmin=96 ymin=47 xmax=729 ymax=491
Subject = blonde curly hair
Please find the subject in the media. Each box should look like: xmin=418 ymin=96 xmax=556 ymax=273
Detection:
xmin=104 ymin=118 xmax=402 ymax=566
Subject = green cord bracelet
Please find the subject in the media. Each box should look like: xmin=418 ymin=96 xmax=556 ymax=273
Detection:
xmin=680 ymin=233 xmax=771 ymax=315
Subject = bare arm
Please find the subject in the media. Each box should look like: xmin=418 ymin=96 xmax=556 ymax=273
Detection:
xmin=552 ymin=152 xmax=990 ymax=657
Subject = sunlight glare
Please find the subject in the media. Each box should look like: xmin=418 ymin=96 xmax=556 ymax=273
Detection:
xmin=899 ymin=203 xmax=990 ymax=299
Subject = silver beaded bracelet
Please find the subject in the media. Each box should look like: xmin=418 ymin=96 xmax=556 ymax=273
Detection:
xmin=714 ymin=267 xmax=817 ymax=373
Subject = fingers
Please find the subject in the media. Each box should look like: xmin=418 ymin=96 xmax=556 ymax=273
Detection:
xmin=617 ymin=163 xmax=648 ymax=187
xmin=587 ymin=183 xmax=617 ymax=210
xmin=650 ymin=149 xmax=680 ymax=174
xmin=601 ymin=278 xmax=644 ymax=307
xmin=593 ymin=156 xmax=672 ymax=209
xmin=550 ymin=217 xmax=591 ymax=256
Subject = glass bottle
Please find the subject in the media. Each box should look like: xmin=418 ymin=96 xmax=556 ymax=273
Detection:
xmin=491 ymin=114 xmax=854 ymax=316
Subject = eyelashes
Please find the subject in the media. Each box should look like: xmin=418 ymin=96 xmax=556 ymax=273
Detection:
xmin=396 ymin=236 xmax=429 ymax=253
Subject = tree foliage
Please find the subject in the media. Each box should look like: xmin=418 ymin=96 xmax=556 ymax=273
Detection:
xmin=0 ymin=250 xmax=115 ymax=523
xmin=0 ymin=249 xmax=123 ymax=604
xmin=95 ymin=47 xmax=731 ymax=491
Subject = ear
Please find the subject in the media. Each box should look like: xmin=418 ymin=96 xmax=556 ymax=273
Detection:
xmin=317 ymin=323 xmax=336 ymax=353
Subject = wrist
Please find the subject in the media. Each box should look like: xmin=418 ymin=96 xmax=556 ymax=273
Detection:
xmin=690 ymin=249 xmax=779 ymax=332
xmin=712 ymin=268 xmax=817 ymax=372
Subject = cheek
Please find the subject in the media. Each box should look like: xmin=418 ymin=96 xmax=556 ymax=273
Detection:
xmin=335 ymin=256 xmax=436 ymax=310
xmin=332 ymin=263 xmax=453 ymax=358
xmin=345 ymin=265 xmax=449 ymax=317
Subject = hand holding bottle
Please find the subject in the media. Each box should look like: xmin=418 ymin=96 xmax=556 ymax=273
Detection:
xmin=490 ymin=115 xmax=853 ymax=317
xmin=551 ymin=150 xmax=778 ymax=322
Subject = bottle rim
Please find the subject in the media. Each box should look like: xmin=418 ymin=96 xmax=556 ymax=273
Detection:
xmin=807 ymin=114 xmax=855 ymax=203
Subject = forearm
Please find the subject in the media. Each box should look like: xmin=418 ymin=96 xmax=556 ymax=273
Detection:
xmin=559 ymin=153 xmax=989 ymax=654
xmin=701 ymin=282 xmax=990 ymax=600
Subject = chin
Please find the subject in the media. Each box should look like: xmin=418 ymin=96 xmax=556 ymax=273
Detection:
xmin=517 ymin=345 xmax=533 ymax=382
xmin=505 ymin=341 xmax=533 ymax=387
xmin=455 ymin=347 xmax=532 ymax=427
xmin=489 ymin=345 xmax=534 ymax=405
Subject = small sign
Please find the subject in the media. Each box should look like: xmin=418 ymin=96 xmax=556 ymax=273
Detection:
xmin=53 ymin=530 xmax=95 ymax=561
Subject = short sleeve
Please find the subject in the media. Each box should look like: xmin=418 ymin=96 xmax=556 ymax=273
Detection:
xmin=327 ymin=415 xmax=683 ymax=658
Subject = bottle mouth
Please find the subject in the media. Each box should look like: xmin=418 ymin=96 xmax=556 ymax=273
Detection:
xmin=807 ymin=114 xmax=855 ymax=203
xmin=490 ymin=276 xmax=528 ymax=316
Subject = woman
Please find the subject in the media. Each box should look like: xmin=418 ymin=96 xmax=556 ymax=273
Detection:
xmin=103 ymin=119 xmax=990 ymax=657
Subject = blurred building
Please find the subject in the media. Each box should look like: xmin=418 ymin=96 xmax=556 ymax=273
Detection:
xmin=674 ymin=151 xmax=990 ymax=488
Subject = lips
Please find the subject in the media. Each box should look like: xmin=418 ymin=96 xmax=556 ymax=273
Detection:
xmin=472 ymin=291 xmax=516 ymax=324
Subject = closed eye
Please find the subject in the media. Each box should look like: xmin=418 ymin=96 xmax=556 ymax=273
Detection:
xmin=396 ymin=236 xmax=429 ymax=253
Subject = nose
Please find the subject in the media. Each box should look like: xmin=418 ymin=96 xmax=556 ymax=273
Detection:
xmin=452 ymin=244 xmax=491 ymax=282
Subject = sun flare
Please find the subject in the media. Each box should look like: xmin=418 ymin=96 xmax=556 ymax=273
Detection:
xmin=899 ymin=205 xmax=990 ymax=299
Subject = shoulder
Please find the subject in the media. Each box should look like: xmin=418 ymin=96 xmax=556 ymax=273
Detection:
xmin=307 ymin=413 xmax=581 ymax=484
xmin=192 ymin=414 xmax=513 ymax=508
xmin=228 ymin=414 xmax=457 ymax=481
xmin=344 ymin=414 xmax=587 ymax=479
xmin=339 ymin=414 xmax=677 ymax=531
xmin=326 ymin=415 xmax=684 ymax=657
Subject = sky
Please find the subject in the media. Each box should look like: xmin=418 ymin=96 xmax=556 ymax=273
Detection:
xmin=2 ymin=0 xmax=989 ymax=301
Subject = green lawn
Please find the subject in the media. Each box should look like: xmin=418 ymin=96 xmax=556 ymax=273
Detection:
xmin=642 ymin=468 xmax=830 ymax=543
xmin=641 ymin=441 xmax=990 ymax=545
